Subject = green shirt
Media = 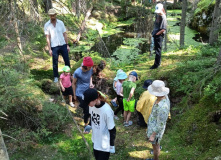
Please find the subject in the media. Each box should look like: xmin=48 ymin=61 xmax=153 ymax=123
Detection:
xmin=122 ymin=81 xmax=136 ymax=101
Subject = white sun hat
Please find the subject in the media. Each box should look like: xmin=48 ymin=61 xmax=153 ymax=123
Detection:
xmin=148 ymin=80 xmax=169 ymax=96
xmin=155 ymin=3 xmax=164 ymax=14
xmin=48 ymin=8 xmax=57 ymax=15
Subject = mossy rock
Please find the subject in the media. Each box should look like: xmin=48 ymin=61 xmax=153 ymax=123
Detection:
xmin=41 ymin=79 xmax=60 ymax=95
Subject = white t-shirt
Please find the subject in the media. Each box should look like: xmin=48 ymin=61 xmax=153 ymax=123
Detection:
xmin=89 ymin=103 xmax=115 ymax=152
xmin=44 ymin=19 xmax=67 ymax=47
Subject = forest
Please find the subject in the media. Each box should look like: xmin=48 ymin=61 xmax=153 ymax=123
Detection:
xmin=0 ymin=0 xmax=221 ymax=159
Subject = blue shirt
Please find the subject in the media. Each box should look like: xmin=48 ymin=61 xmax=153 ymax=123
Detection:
xmin=73 ymin=67 xmax=93 ymax=97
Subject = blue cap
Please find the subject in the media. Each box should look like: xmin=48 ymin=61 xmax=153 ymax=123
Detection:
xmin=129 ymin=71 xmax=138 ymax=81
xmin=143 ymin=79 xmax=153 ymax=89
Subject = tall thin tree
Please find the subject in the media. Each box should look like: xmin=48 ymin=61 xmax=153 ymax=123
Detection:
xmin=215 ymin=47 xmax=221 ymax=73
xmin=164 ymin=0 xmax=167 ymax=51
xmin=180 ymin=0 xmax=187 ymax=48
xmin=209 ymin=0 xmax=221 ymax=45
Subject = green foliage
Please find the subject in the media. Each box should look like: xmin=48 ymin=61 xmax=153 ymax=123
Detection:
xmin=194 ymin=0 xmax=215 ymax=15
xmin=0 ymin=53 xmax=71 ymax=149
xmin=203 ymin=72 xmax=221 ymax=103
xmin=111 ymin=38 xmax=146 ymax=67
xmin=24 ymin=22 xmax=46 ymax=50
xmin=86 ymin=29 xmax=99 ymax=41
xmin=56 ymin=14 xmax=81 ymax=32
xmin=0 ymin=26 xmax=7 ymax=48
xmin=123 ymin=38 xmax=146 ymax=47
xmin=111 ymin=46 xmax=140 ymax=67
xmin=200 ymin=45 xmax=220 ymax=57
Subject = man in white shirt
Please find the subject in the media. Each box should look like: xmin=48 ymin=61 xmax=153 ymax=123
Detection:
xmin=44 ymin=8 xmax=70 ymax=82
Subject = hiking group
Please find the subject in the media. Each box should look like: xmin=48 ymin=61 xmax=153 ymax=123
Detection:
xmin=44 ymin=2 xmax=169 ymax=160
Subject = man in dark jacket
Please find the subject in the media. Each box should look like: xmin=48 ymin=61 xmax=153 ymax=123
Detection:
xmin=150 ymin=3 xmax=167 ymax=69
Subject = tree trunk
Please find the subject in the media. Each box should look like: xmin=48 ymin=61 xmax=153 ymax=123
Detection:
xmin=179 ymin=0 xmax=187 ymax=48
xmin=0 ymin=129 xmax=9 ymax=160
xmin=76 ymin=0 xmax=80 ymax=18
xmin=215 ymin=47 xmax=221 ymax=73
xmin=164 ymin=0 xmax=167 ymax=51
xmin=209 ymin=0 xmax=221 ymax=45
xmin=42 ymin=0 xmax=52 ymax=13
xmin=12 ymin=0 xmax=23 ymax=56
xmin=173 ymin=0 xmax=177 ymax=8
xmin=74 ymin=6 xmax=93 ymax=43
xmin=29 ymin=0 xmax=40 ymax=21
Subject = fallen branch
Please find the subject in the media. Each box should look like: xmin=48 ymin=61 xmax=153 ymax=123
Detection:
xmin=74 ymin=6 xmax=93 ymax=43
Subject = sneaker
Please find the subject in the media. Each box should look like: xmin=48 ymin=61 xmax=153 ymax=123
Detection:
xmin=111 ymin=100 xmax=118 ymax=107
xmin=83 ymin=125 xmax=92 ymax=133
xmin=128 ymin=121 xmax=133 ymax=126
xmin=114 ymin=115 xmax=119 ymax=120
xmin=124 ymin=122 xmax=129 ymax=127
xmin=70 ymin=102 xmax=75 ymax=107
xmin=54 ymin=77 xmax=59 ymax=83
xmin=110 ymin=146 xmax=115 ymax=154
xmin=149 ymin=65 xmax=159 ymax=70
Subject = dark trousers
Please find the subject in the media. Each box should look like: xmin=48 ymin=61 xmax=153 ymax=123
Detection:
xmin=137 ymin=111 xmax=147 ymax=127
xmin=77 ymin=96 xmax=90 ymax=125
xmin=51 ymin=44 xmax=70 ymax=78
xmin=93 ymin=148 xmax=110 ymax=160
xmin=153 ymin=35 xmax=164 ymax=67
xmin=114 ymin=95 xmax=124 ymax=115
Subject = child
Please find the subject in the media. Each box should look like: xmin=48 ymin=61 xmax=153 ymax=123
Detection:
xmin=111 ymin=69 xmax=123 ymax=107
xmin=114 ymin=72 xmax=127 ymax=120
xmin=60 ymin=66 xmax=75 ymax=107
xmin=121 ymin=71 xmax=138 ymax=127
xmin=82 ymin=88 xmax=116 ymax=159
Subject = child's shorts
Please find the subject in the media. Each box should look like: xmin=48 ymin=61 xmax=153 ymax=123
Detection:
xmin=123 ymin=99 xmax=135 ymax=112
xmin=62 ymin=86 xmax=73 ymax=96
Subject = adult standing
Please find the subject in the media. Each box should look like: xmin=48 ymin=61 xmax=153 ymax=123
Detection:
xmin=150 ymin=3 xmax=167 ymax=69
xmin=72 ymin=57 xmax=94 ymax=129
xmin=146 ymin=80 xmax=170 ymax=160
xmin=44 ymin=8 xmax=70 ymax=82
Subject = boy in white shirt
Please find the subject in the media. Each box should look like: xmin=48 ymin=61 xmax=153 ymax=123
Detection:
xmin=82 ymin=88 xmax=116 ymax=160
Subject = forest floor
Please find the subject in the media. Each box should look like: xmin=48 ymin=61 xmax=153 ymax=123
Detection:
xmin=9 ymin=9 xmax=220 ymax=160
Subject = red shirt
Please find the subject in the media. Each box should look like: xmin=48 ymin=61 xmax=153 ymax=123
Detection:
xmin=60 ymin=73 xmax=72 ymax=88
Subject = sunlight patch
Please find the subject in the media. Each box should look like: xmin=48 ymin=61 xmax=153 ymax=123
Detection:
xmin=169 ymin=34 xmax=180 ymax=40
xmin=128 ymin=150 xmax=149 ymax=159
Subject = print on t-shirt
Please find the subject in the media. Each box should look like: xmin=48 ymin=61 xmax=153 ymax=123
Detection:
xmin=92 ymin=111 xmax=100 ymax=126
